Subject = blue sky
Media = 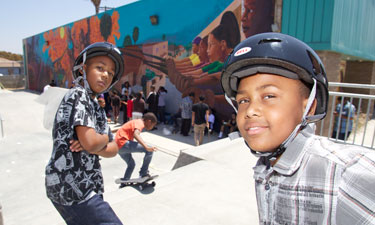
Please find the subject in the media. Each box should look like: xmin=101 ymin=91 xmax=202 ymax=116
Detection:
xmin=0 ymin=0 xmax=138 ymax=55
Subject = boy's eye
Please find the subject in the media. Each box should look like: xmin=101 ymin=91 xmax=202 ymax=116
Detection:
xmin=97 ymin=66 xmax=104 ymax=72
xmin=237 ymin=98 xmax=249 ymax=105
xmin=264 ymin=94 xmax=275 ymax=100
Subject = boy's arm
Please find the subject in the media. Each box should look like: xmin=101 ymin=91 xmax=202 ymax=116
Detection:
xmin=75 ymin=126 xmax=109 ymax=153
xmin=191 ymin=111 xmax=195 ymax=126
xmin=95 ymin=141 xmax=119 ymax=158
xmin=205 ymin=109 xmax=210 ymax=128
xmin=133 ymin=129 xmax=156 ymax=152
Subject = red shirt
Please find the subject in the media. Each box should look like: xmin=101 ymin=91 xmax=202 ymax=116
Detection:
xmin=115 ymin=119 xmax=144 ymax=148
xmin=127 ymin=99 xmax=133 ymax=118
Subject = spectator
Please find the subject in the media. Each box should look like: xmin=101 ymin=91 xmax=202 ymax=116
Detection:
xmin=127 ymin=94 xmax=134 ymax=121
xmin=157 ymin=86 xmax=168 ymax=124
xmin=121 ymin=90 xmax=129 ymax=124
xmin=111 ymin=90 xmax=121 ymax=124
xmin=218 ymin=112 xmax=237 ymax=139
xmin=192 ymin=95 xmax=209 ymax=146
xmin=132 ymin=92 xmax=145 ymax=119
xmin=180 ymin=92 xmax=195 ymax=136
xmin=146 ymin=85 xmax=158 ymax=119
xmin=121 ymin=81 xmax=132 ymax=96
xmin=332 ymin=97 xmax=356 ymax=141
xmin=43 ymin=79 xmax=57 ymax=93
xmin=206 ymin=108 xmax=215 ymax=135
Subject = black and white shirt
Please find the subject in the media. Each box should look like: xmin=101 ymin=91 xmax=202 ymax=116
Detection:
xmin=45 ymin=85 xmax=112 ymax=206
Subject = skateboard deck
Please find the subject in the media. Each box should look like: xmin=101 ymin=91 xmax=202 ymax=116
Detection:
xmin=115 ymin=175 xmax=158 ymax=190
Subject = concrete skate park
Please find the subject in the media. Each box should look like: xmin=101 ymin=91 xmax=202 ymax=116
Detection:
xmin=0 ymin=88 xmax=259 ymax=225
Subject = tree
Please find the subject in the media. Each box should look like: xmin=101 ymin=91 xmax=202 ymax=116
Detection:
xmin=100 ymin=13 xmax=112 ymax=41
xmin=123 ymin=35 xmax=132 ymax=46
xmin=91 ymin=0 xmax=101 ymax=14
xmin=0 ymin=51 xmax=23 ymax=61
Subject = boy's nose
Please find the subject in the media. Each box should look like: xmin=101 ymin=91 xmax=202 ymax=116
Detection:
xmin=102 ymin=71 xmax=109 ymax=79
xmin=245 ymin=102 xmax=260 ymax=118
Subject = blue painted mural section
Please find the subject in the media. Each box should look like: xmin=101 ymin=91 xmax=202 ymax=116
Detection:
xmin=113 ymin=0 xmax=232 ymax=47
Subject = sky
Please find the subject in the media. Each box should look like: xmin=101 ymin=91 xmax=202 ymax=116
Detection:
xmin=0 ymin=0 xmax=139 ymax=55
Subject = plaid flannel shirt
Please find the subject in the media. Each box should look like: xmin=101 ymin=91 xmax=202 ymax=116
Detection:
xmin=253 ymin=129 xmax=375 ymax=224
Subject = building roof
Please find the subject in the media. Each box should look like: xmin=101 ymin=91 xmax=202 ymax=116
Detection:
xmin=0 ymin=57 xmax=22 ymax=67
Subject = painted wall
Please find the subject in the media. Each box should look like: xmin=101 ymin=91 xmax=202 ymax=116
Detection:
xmin=23 ymin=0 xmax=275 ymax=121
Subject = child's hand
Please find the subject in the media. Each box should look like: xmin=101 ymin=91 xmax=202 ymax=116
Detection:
xmin=70 ymin=139 xmax=84 ymax=152
xmin=146 ymin=146 xmax=157 ymax=152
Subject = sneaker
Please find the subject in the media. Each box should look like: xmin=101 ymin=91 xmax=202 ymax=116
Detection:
xmin=140 ymin=173 xmax=152 ymax=179
xmin=118 ymin=178 xmax=130 ymax=189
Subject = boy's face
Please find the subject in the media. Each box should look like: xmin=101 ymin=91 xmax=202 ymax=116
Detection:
xmin=98 ymin=99 xmax=106 ymax=108
xmin=144 ymin=120 xmax=156 ymax=130
xmin=235 ymin=74 xmax=309 ymax=152
xmin=84 ymin=55 xmax=115 ymax=94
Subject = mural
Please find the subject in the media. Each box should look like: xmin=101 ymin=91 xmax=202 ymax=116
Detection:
xmin=24 ymin=0 xmax=274 ymax=123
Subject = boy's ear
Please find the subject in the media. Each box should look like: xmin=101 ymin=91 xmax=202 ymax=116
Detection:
xmin=307 ymin=99 xmax=317 ymax=116
xmin=79 ymin=64 xmax=86 ymax=75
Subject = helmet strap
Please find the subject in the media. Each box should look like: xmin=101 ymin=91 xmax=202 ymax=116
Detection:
xmin=73 ymin=52 xmax=94 ymax=96
xmin=224 ymin=94 xmax=238 ymax=113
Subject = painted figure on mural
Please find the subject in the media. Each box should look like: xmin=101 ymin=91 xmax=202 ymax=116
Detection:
xmin=241 ymin=0 xmax=274 ymax=38
xmin=168 ymin=11 xmax=240 ymax=95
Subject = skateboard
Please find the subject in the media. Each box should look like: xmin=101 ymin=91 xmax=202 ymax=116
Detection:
xmin=115 ymin=175 xmax=158 ymax=190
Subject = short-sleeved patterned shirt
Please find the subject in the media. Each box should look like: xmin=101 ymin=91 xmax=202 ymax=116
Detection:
xmin=253 ymin=129 xmax=375 ymax=224
xmin=45 ymin=85 xmax=113 ymax=206
xmin=180 ymin=96 xmax=193 ymax=119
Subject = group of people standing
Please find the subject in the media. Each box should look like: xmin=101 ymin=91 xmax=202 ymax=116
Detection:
xmin=100 ymin=81 xmax=168 ymax=126
xmin=179 ymin=92 xmax=230 ymax=146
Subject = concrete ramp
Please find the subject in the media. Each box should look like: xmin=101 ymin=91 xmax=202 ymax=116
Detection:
xmin=103 ymin=137 xmax=259 ymax=225
xmin=0 ymin=89 xmax=259 ymax=225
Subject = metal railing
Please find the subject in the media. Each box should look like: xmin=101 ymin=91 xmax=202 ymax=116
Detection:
xmin=318 ymin=82 xmax=375 ymax=149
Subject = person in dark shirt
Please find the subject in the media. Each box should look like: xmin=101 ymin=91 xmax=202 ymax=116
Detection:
xmin=146 ymin=85 xmax=158 ymax=120
xmin=111 ymin=90 xmax=121 ymax=124
xmin=192 ymin=95 xmax=209 ymax=146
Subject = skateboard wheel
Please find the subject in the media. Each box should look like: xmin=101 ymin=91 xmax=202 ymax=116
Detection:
xmin=139 ymin=185 xmax=144 ymax=191
xmin=151 ymin=181 xmax=156 ymax=187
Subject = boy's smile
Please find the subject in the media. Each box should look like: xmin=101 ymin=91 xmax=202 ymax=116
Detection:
xmin=236 ymin=74 xmax=309 ymax=152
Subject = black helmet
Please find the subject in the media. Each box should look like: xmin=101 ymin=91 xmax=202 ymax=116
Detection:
xmin=73 ymin=42 xmax=124 ymax=92
xmin=221 ymin=32 xmax=328 ymax=122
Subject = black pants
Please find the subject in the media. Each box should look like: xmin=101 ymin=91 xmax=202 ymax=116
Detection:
xmin=181 ymin=118 xmax=191 ymax=136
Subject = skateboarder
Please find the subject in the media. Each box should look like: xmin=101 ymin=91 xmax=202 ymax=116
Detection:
xmin=115 ymin=112 xmax=158 ymax=188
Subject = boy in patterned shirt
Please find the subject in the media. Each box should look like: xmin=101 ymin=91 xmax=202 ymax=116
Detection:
xmin=221 ymin=33 xmax=375 ymax=224
xmin=45 ymin=42 xmax=124 ymax=224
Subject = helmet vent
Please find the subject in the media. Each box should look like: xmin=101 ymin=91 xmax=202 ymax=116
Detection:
xmin=258 ymin=38 xmax=281 ymax=44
